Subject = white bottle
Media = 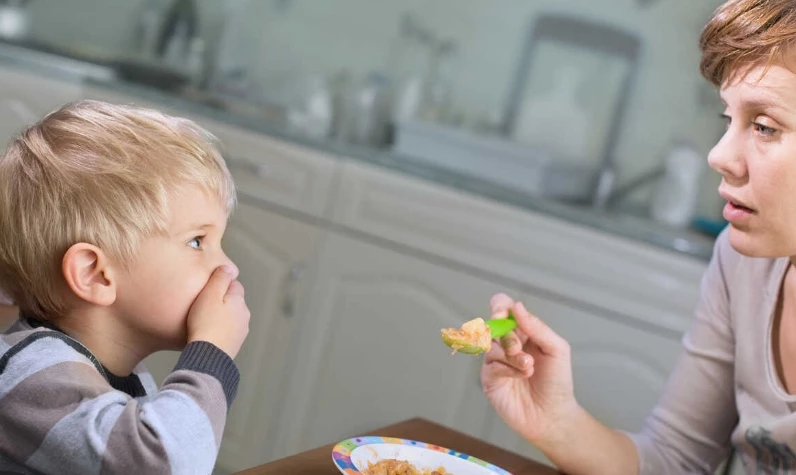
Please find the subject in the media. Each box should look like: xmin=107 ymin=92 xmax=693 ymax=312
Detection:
xmin=650 ymin=142 xmax=705 ymax=227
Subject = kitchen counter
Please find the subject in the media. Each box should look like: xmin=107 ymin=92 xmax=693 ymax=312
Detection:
xmin=0 ymin=40 xmax=717 ymax=261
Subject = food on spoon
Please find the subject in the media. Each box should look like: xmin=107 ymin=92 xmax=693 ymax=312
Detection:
xmin=440 ymin=317 xmax=492 ymax=355
xmin=365 ymin=459 xmax=450 ymax=475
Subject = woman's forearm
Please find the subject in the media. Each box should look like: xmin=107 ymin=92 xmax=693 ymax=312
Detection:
xmin=532 ymin=405 xmax=639 ymax=475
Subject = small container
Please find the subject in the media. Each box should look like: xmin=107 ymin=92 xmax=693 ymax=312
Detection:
xmin=0 ymin=0 xmax=29 ymax=41
xmin=346 ymin=72 xmax=393 ymax=147
xmin=650 ymin=141 xmax=705 ymax=227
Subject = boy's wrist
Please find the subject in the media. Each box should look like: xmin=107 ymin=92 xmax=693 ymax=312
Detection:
xmin=175 ymin=341 xmax=240 ymax=408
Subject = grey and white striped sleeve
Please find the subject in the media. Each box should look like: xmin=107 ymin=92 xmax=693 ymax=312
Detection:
xmin=0 ymin=336 xmax=239 ymax=475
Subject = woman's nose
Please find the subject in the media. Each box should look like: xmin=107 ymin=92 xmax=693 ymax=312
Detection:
xmin=707 ymin=129 xmax=746 ymax=180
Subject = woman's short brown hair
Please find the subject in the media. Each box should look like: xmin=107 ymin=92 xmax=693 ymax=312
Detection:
xmin=700 ymin=0 xmax=796 ymax=86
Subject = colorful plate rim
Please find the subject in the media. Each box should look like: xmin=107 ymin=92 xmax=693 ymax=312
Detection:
xmin=331 ymin=435 xmax=512 ymax=474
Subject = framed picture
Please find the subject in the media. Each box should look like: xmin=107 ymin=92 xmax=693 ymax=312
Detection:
xmin=502 ymin=13 xmax=640 ymax=170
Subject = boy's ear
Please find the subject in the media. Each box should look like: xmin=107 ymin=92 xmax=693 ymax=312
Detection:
xmin=62 ymin=243 xmax=117 ymax=307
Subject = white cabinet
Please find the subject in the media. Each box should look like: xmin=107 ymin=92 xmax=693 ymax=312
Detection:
xmin=326 ymin=158 xmax=709 ymax=468
xmin=145 ymin=201 xmax=324 ymax=473
xmin=332 ymin=160 xmax=707 ymax=336
xmin=277 ymin=232 xmax=517 ymax=457
xmin=213 ymin=201 xmax=324 ymax=472
xmin=208 ymin=121 xmax=340 ymax=219
xmin=0 ymin=68 xmax=82 ymax=148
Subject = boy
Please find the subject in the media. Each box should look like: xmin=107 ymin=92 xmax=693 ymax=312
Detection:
xmin=0 ymin=100 xmax=250 ymax=474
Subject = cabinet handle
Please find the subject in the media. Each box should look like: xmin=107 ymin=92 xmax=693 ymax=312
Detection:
xmin=226 ymin=158 xmax=271 ymax=179
xmin=281 ymin=264 xmax=306 ymax=318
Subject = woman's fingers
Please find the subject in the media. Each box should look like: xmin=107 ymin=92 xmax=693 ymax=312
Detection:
xmin=490 ymin=293 xmax=514 ymax=318
xmin=485 ymin=337 xmax=534 ymax=373
xmin=512 ymin=301 xmax=570 ymax=358
xmin=491 ymin=294 xmax=530 ymax=354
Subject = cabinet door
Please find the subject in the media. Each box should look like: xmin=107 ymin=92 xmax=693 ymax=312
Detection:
xmin=486 ymin=291 xmax=683 ymax=465
xmin=278 ymin=232 xmax=517 ymax=457
xmin=0 ymin=68 xmax=82 ymax=147
xmin=217 ymin=201 xmax=323 ymax=471
xmin=145 ymin=201 xmax=323 ymax=472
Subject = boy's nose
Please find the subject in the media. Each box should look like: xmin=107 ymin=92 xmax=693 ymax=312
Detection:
xmin=219 ymin=255 xmax=239 ymax=280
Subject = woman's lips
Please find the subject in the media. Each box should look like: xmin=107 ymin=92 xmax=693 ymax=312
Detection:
xmin=723 ymin=201 xmax=755 ymax=222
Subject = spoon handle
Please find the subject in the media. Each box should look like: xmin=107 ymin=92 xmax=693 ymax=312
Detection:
xmin=486 ymin=310 xmax=518 ymax=338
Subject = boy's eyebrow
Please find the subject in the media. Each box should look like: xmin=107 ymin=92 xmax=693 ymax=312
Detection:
xmin=174 ymin=223 xmax=216 ymax=236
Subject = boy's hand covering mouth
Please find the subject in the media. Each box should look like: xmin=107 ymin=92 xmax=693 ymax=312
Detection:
xmin=186 ymin=265 xmax=250 ymax=359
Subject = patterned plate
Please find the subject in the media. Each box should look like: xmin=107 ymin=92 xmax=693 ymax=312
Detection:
xmin=332 ymin=436 xmax=512 ymax=474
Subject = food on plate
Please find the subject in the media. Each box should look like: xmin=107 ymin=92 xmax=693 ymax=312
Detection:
xmin=364 ymin=459 xmax=451 ymax=475
xmin=440 ymin=317 xmax=492 ymax=355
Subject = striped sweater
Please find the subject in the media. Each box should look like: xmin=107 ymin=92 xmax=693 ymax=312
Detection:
xmin=0 ymin=317 xmax=239 ymax=474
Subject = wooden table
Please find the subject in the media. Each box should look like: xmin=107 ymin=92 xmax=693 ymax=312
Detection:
xmin=233 ymin=417 xmax=561 ymax=475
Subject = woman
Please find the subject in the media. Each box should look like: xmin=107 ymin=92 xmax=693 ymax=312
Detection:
xmin=483 ymin=1 xmax=796 ymax=473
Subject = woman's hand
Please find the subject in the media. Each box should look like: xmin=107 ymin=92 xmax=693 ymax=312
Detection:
xmin=481 ymin=293 xmax=580 ymax=444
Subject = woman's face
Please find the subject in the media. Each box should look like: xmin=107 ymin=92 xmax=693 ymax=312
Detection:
xmin=709 ymin=62 xmax=796 ymax=258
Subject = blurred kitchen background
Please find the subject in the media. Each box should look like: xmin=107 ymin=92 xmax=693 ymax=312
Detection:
xmin=0 ymin=0 xmax=742 ymax=474
xmin=2 ymin=0 xmax=727 ymax=237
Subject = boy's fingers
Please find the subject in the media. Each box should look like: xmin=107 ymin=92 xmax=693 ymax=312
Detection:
xmin=225 ymin=279 xmax=245 ymax=301
xmin=201 ymin=266 xmax=236 ymax=301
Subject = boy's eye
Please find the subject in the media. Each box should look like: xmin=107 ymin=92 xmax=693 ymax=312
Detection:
xmin=188 ymin=237 xmax=203 ymax=250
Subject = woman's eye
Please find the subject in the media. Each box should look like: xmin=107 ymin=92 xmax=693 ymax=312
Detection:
xmin=754 ymin=123 xmax=777 ymax=136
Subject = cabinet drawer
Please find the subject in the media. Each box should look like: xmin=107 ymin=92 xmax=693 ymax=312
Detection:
xmin=84 ymin=86 xmax=340 ymax=218
xmin=207 ymin=120 xmax=339 ymax=218
xmin=331 ymin=160 xmax=708 ymax=335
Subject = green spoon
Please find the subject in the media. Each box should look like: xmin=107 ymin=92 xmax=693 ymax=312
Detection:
xmin=486 ymin=312 xmax=519 ymax=338
xmin=440 ymin=311 xmax=518 ymax=355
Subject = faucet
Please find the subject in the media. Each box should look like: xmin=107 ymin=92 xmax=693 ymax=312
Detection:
xmin=593 ymin=164 xmax=666 ymax=210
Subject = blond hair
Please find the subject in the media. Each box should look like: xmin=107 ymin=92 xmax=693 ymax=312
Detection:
xmin=700 ymin=0 xmax=796 ymax=86
xmin=0 ymin=99 xmax=235 ymax=319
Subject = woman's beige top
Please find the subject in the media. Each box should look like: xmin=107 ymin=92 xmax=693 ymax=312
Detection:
xmin=629 ymin=229 xmax=796 ymax=474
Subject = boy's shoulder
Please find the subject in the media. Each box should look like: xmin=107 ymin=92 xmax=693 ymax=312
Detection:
xmin=0 ymin=317 xmax=156 ymax=399
xmin=1 ymin=318 xmax=99 ymax=374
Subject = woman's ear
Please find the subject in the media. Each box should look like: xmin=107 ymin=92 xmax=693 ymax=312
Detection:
xmin=62 ymin=243 xmax=117 ymax=307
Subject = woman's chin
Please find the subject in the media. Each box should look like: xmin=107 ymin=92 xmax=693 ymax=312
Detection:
xmin=727 ymin=226 xmax=788 ymax=258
